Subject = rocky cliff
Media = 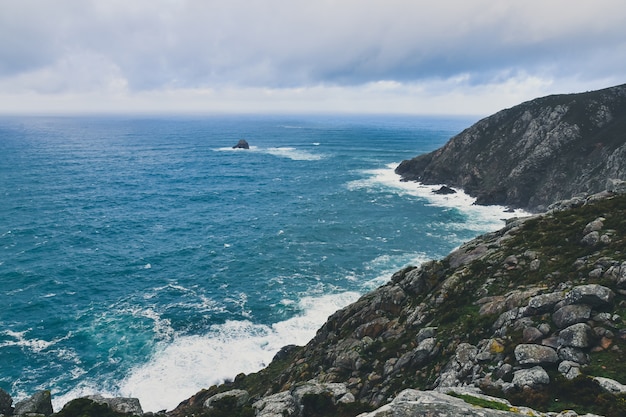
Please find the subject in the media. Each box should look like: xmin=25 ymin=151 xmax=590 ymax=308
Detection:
xmin=168 ymin=190 xmax=626 ymax=417
xmin=395 ymin=84 xmax=626 ymax=212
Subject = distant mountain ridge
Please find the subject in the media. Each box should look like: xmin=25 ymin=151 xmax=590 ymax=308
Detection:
xmin=395 ymin=83 xmax=626 ymax=212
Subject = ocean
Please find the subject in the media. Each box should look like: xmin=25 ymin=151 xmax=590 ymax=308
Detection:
xmin=0 ymin=114 xmax=525 ymax=412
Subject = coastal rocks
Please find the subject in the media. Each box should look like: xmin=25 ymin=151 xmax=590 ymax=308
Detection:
xmin=552 ymin=304 xmax=592 ymax=328
xmin=232 ymin=139 xmax=250 ymax=149
xmin=594 ymin=377 xmax=626 ymax=394
xmin=564 ymin=284 xmax=614 ymax=308
xmin=253 ymin=391 xmax=297 ymax=417
xmin=13 ymin=390 xmax=53 ymax=416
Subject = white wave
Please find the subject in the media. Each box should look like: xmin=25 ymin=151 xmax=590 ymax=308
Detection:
xmin=347 ymin=163 xmax=529 ymax=232
xmin=0 ymin=329 xmax=58 ymax=353
xmin=213 ymin=145 xmax=323 ymax=161
xmin=111 ymin=291 xmax=359 ymax=412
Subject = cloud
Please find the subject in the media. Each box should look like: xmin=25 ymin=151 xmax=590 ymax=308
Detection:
xmin=1 ymin=0 xmax=626 ymax=114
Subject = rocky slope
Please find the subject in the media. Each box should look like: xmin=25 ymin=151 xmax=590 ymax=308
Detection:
xmin=166 ymin=190 xmax=626 ymax=417
xmin=395 ymin=83 xmax=626 ymax=212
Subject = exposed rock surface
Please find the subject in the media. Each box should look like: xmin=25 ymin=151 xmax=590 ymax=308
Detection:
xmin=13 ymin=390 xmax=53 ymax=416
xmin=395 ymin=83 xmax=626 ymax=212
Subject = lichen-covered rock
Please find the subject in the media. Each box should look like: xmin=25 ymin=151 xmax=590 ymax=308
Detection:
xmin=85 ymin=395 xmax=143 ymax=415
xmin=253 ymin=391 xmax=297 ymax=417
xmin=13 ymin=390 xmax=53 ymax=416
xmin=514 ymin=344 xmax=558 ymax=366
xmin=558 ymin=323 xmax=595 ymax=348
xmin=565 ymin=284 xmax=614 ymax=308
xmin=526 ymin=292 xmax=564 ymax=315
xmin=552 ymin=304 xmax=592 ymax=328
xmin=512 ymin=366 xmax=550 ymax=389
xmin=557 ymin=361 xmax=581 ymax=380
xmin=203 ymin=389 xmax=249 ymax=409
xmin=594 ymin=376 xmax=626 ymax=394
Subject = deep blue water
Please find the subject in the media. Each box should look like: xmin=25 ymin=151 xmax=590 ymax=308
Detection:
xmin=0 ymin=114 xmax=520 ymax=411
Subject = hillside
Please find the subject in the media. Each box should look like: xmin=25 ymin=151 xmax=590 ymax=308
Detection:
xmin=395 ymin=84 xmax=626 ymax=212
xmin=167 ymin=191 xmax=626 ymax=417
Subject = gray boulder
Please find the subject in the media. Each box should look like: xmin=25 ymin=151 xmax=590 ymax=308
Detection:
xmin=0 ymin=388 xmax=12 ymax=416
xmin=512 ymin=366 xmax=550 ymax=389
xmin=565 ymin=284 xmax=614 ymax=308
xmin=204 ymin=389 xmax=250 ymax=409
xmin=13 ymin=390 xmax=53 ymax=416
xmin=558 ymin=323 xmax=595 ymax=348
xmin=557 ymin=346 xmax=590 ymax=365
xmin=594 ymin=376 xmax=626 ymax=394
xmin=514 ymin=344 xmax=558 ymax=366
xmin=356 ymin=389 xmax=528 ymax=417
xmin=552 ymin=304 xmax=592 ymax=328
xmin=85 ymin=395 xmax=143 ymax=415
xmin=253 ymin=391 xmax=298 ymax=417
xmin=558 ymin=361 xmax=582 ymax=380
xmin=526 ymin=292 xmax=564 ymax=314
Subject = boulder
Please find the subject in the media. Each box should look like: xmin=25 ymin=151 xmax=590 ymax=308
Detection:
xmin=85 ymin=395 xmax=143 ymax=415
xmin=514 ymin=344 xmax=558 ymax=366
xmin=0 ymin=388 xmax=12 ymax=416
xmin=594 ymin=376 xmax=626 ymax=394
xmin=565 ymin=284 xmax=614 ymax=308
xmin=356 ymin=389 xmax=527 ymax=417
xmin=204 ymin=389 xmax=250 ymax=409
xmin=581 ymin=231 xmax=600 ymax=246
xmin=552 ymin=304 xmax=592 ymax=328
xmin=253 ymin=391 xmax=297 ymax=417
xmin=583 ymin=217 xmax=604 ymax=234
xmin=13 ymin=390 xmax=53 ymax=416
xmin=558 ymin=360 xmax=581 ymax=380
xmin=558 ymin=323 xmax=595 ymax=348
xmin=557 ymin=346 xmax=590 ymax=365
xmin=526 ymin=292 xmax=564 ymax=314
xmin=232 ymin=139 xmax=250 ymax=149
xmin=522 ymin=327 xmax=544 ymax=343
xmin=512 ymin=366 xmax=550 ymax=389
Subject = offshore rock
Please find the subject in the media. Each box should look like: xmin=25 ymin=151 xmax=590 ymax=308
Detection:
xmin=232 ymin=139 xmax=250 ymax=149
xmin=395 ymin=83 xmax=626 ymax=212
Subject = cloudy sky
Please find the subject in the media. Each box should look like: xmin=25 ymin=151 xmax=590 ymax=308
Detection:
xmin=1 ymin=0 xmax=626 ymax=115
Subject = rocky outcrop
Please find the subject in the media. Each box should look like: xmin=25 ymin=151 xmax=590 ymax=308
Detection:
xmin=233 ymin=139 xmax=250 ymax=149
xmin=395 ymin=83 xmax=626 ymax=212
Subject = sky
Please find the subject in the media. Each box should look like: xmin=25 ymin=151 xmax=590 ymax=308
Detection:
xmin=1 ymin=0 xmax=626 ymax=116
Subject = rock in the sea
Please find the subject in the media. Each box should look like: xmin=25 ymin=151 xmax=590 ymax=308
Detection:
xmin=433 ymin=185 xmax=456 ymax=195
xmin=13 ymin=390 xmax=53 ymax=416
xmin=232 ymin=139 xmax=250 ymax=149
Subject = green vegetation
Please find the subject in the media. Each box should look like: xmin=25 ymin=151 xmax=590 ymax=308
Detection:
xmin=448 ymin=392 xmax=513 ymax=411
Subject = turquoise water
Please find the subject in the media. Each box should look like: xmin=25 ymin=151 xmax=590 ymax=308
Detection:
xmin=0 ymin=115 xmax=520 ymax=411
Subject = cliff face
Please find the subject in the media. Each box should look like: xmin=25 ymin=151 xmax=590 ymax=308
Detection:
xmin=172 ymin=191 xmax=626 ymax=417
xmin=395 ymin=84 xmax=626 ymax=212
